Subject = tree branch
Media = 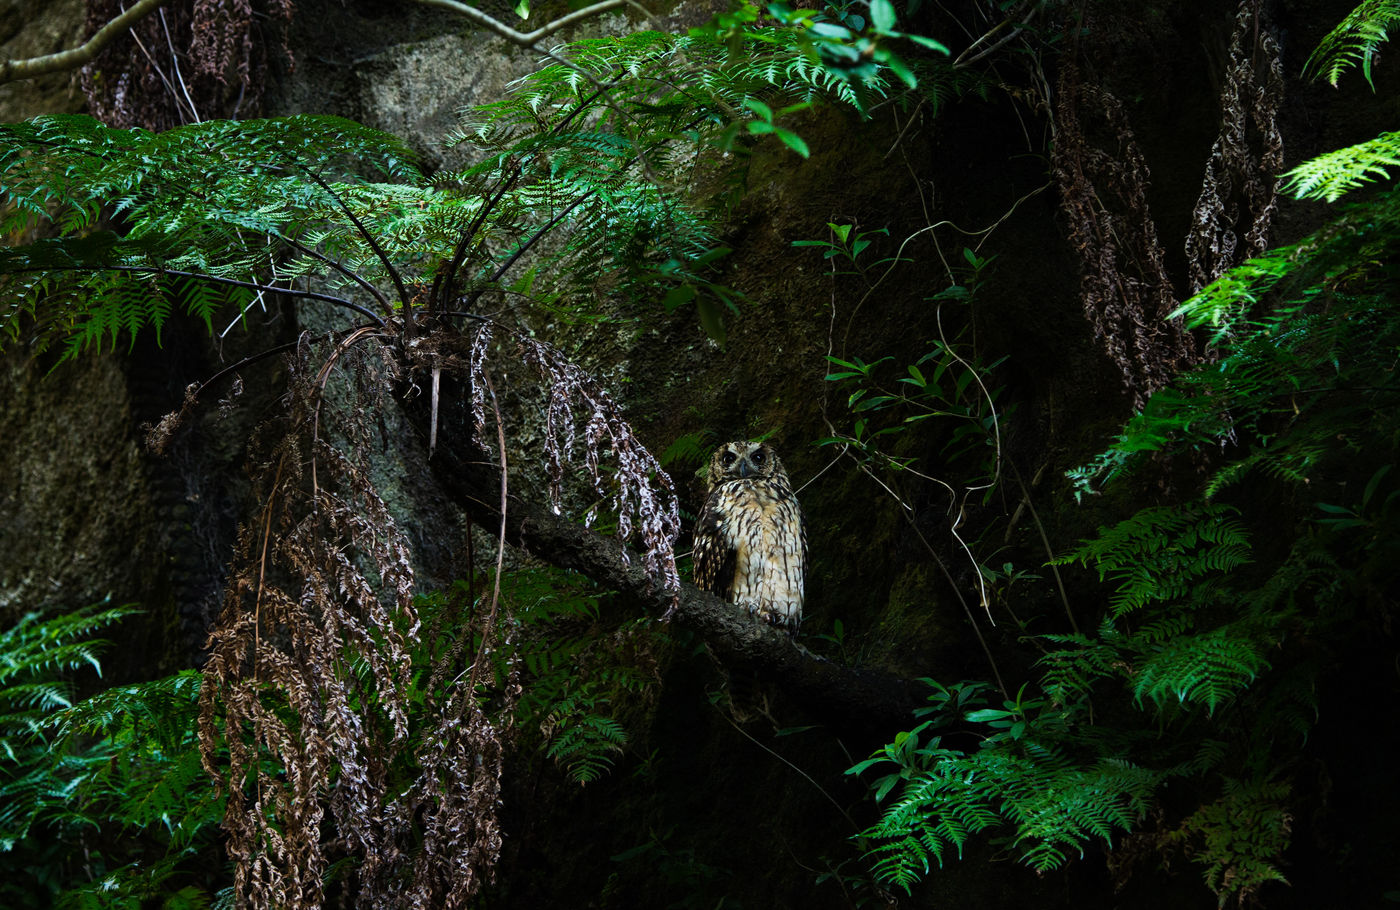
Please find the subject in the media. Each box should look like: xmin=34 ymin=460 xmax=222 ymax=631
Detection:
xmin=396 ymin=352 xmax=924 ymax=734
xmin=413 ymin=0 xmax=630 ymax=49
xmin=0 ymin=0 xmax=172 ymax=85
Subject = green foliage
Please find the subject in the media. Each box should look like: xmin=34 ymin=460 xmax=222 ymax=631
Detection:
xmin=0 ymin=603 xmax=139 ymax=746
xmin=851 ymin=490 xmax=1308 ymax=892
xmin=454 ymin=14 xmax=939 ymax=338
xmin=1303 ymin=0 xmax=1400 ymax=87
xmin=855 ymin=8 xmax=1400 ymax=899
xmin=0 ymin=115 xmax=416 ymax=358
xmin=1281 ymin=130 xmax=1400 ymax=201
xmin=851 ymin=492 xmax=1324 ymax=900
xmin=1070 ymin=183 xmax=1400 ymax=499
xmin=500 ymin=569 xmax=653 ymax=785
xmin=0 ymin=3 xmax=949 ymax=356
xmin=541 ymin=684 xmax=633 ymax=784
xmin=689 ymin=0 xmax=948 ymax=102
xmin=1050 ymin=504 xmax=1251 ymax=617
xmin=815 ymin=241 xmax=1005 ymax=485
xmin=849 ymin=682 xmax=1164 ymax=889
xmin=0 ymin=606 xmax=223 ymax=909
xmin=1169 ymin=777 xmax=1293 ymax=904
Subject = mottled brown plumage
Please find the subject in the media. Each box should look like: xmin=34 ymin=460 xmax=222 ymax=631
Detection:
xmin=692 ymin=440 xmax=807 ymax=629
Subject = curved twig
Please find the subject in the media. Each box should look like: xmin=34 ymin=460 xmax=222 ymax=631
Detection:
xmin=0 ymin=0 xmax=171 ymax=84
xmin=414 ymin=0 xmax=630 ymax=49
xmin=466 ymin=373 xmax=510 ymax=695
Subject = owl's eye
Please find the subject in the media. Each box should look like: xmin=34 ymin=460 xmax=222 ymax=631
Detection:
xmin=721 ymin=451 xmax=737 ymax=467
xmin=751 ymin=451 xmax=765 ymax=465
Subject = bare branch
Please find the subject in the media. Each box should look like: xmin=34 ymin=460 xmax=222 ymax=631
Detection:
xmin=413 ymin=0 xmax=629 ymax=48
xmin=0 ymin=0 xmax=172 ymax=85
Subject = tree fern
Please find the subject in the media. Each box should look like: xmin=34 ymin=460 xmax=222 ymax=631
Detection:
xmin=0 ymin=115 xmax=427 ymax=356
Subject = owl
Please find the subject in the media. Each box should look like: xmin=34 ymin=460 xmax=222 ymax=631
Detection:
xmin=692 ymin=440 xmax=807 ymax=630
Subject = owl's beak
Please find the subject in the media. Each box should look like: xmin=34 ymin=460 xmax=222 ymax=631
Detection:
xmin=738 ymin=460 xmax=752 ymax=478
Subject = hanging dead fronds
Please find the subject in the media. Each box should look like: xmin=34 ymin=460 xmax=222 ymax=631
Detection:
xmin=1052 ymin=52 xmax=1198 ymax=409
xmin=1184 ymin=0 xmax=1285 ymax=295
xmin=417 ymin=321 xmax=683 ymax=600
xmin=81 ymin=0 xmax=293 ymax=128
xmin=512 ymin=330 xmax=683 ymax=600
xmin=193 ymin=317 xmax=683 ymax=908
xmin=197 ymin=334 xmax=512 ymax=909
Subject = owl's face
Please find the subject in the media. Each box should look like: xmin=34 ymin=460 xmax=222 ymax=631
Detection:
xmin=706 ymin=440 xmax=785 ymax=486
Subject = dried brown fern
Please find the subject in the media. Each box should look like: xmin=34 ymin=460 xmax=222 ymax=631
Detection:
xmin=81 ymin=0 xmax=293 ymax=128
xmin=196 ymin=333 xmax=506 ymax=908
xmin=191 ymin=317 xmax=681 ymax=908
xmin=1184 ymin=0 xmax=1284 ymax=294
xmin=1052 ymin=52 xmax=1198 ymax=409
xmin=410 ymin=321 xmax=682 ymax=600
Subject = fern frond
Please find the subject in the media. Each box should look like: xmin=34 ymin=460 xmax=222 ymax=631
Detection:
xmin=544 ymin=711 xmax=628 ymax=784
xmin=0 ymin=604 xmax=139 ymax=695
xmin=1303 ymin=0 xmax=1400 ymax=87
xmin=1281 ymin=131 xmax=1400 ymax=201
xmin=1132 ymin=627 xmax=1270 ymax=713
xmin=1038 ymin=624 xmax=1123 ymax=704
xmin=857 ymin=741 xmax=1162 ymax=885
xmin=1175 ymin=776 xmax=1293 ymax=904
xmin=1054 ymin=504 xmax=1251 ymax=616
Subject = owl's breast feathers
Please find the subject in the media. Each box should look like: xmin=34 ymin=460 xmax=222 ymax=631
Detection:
xmin=692 ymin=477 xmax=806 ymax=627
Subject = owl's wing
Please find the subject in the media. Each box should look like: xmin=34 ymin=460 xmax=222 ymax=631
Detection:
xmin=692 ymin=491 xmax=735 ymax=601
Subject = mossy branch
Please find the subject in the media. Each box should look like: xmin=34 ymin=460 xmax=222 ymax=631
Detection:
xmin=396 ymin=356 xmax=924 ymax=733
xmin=0 ymin=0 xmax=172 ymax=84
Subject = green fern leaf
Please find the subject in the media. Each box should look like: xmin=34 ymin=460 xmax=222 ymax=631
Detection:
xmin=1304 ymin=0 xmax=1400 ymax=87
xmin=1282 ymin=131 xmax=1400 ymax=202
xmin=1133 ymin=628 xmax=1270 ymax=713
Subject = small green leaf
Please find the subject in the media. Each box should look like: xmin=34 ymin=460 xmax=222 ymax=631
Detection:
xmin=775 ymin=128 xmax=810 ymax=157
xmin=906 ymin=34 xmax=950 ymax=54
xmin=696 ymin=296 xmax=726 ymax=346
xmin=662 ymin=284 xmax=696 ymax=312
xmin=777 ymin=101 xmax=814 ymax=117
xmin=877 ymin=47 xmax=919 ymax=88
xmin=847 ymin=756 xmax=885 ymax=776
xmin=870 ymin=0 xmax=897 ymax=32
xmin=514 ymin=0 xmax=530 ymax=18
xmin=743 ymin=98 xmax=775 ymax=122
xmin=1314 ymin=502 xmax=1354 ymax=515
xmin=809 ymin=21 xmax=852 ymax=39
